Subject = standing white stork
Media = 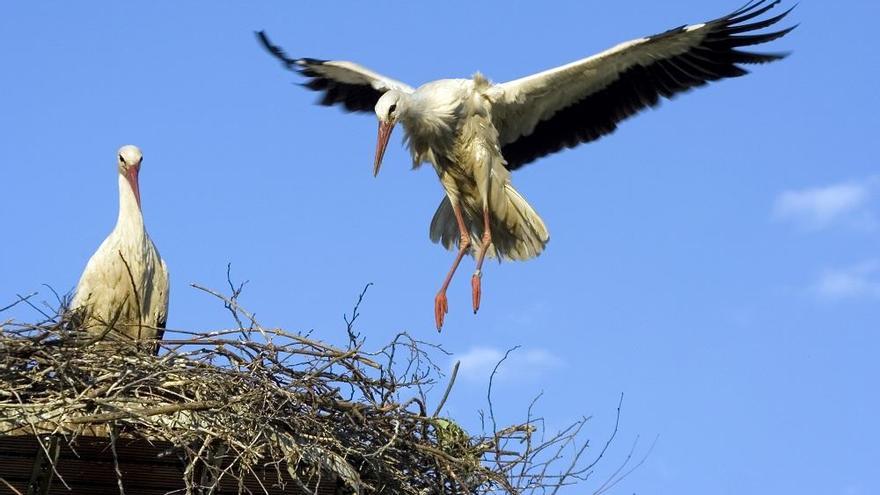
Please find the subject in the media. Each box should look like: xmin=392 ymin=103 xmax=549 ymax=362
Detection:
xmin=258 ymin=0 xmax=795 ymax=330
xmin=70 ymin=145 xmax=169 ymax=353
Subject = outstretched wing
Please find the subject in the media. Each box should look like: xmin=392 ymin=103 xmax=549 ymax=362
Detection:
xmin=257 ymin=31 xmax=414 ymax=113
xmin=490 ymin=0 xmax=796 ymax=170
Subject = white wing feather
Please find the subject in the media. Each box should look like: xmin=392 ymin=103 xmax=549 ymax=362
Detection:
xmin=489 ymin=29 xmax=709 ymax=146
xmin=304 ymin=60 xmax=414 ymax=94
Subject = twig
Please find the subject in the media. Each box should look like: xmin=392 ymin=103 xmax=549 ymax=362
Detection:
xmin=582 ymin=393 xmax=624 ymax=474
xmin=432 ymin=360 xmax=460 ymax=417
xmin=191 ymin=283 xmax=270 ymax=342
xmin=118 ymin=251 xmax=143 ymax=339
xmin=0 ymin=477 xmax=24 ymax=495
xmin=593 ymin=434 xmax=658 ymax=495
xmin=343 ymin=283 xmax=372 ymax=345
xmin=487 ymin=346 xmax=521 ymax=436
xmin=0 ymin=292 xmax=38 ymax=314
xmin=224 ymin=263 xmax=249 ymax=333
xmin=41 ymin=284 xmax=65 ymax=309
xmin=14 ymin=292 xmax=51 ymax=320
xmin=67 ymin=400 xmax=224 ymax=424
xmin=109 ymin=424 xmax=127 ymax=495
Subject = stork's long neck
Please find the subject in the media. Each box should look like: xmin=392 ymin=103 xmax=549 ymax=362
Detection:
xmin=403 ymin=97 xmax=456 ymax=137
xmin=400 ymin=95 xmax=461 ymax=165
xmin=400 ymin=80 xmax=494 ymax=168
xmin=116 ymin=173 xmax=144 ymax=234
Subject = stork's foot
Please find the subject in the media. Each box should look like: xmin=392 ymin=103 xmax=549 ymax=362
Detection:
xmin=471 ymin=270 xmax=482 ymax=314
xmin=434 ymin=291 xmax=449 ymax=331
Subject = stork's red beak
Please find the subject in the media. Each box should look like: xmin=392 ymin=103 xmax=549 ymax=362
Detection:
xmin=125 ymin=166 xmax=141 ymax=209
xmin=373 ymin=121 xmax=394 ymax=177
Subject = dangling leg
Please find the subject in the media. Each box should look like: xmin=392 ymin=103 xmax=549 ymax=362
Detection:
xmin=434 ymin=199 xmax=470 ymax=331
xmin=471 ymin=206 xmax=492 ymax=314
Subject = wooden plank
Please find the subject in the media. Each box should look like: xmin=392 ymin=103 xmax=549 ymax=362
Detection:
xmin=0 ymin=436 xmax=339 ymax=495
xmin=25 ymin=435 xmax=59 ymax=495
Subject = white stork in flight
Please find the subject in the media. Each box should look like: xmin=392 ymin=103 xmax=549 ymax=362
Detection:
xmin=258 ymin=0 xmax=795 ymax=330
xmin=70 ymin=145 xmax=169 ymax=353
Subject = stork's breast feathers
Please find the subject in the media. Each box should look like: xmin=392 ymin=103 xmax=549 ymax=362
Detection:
xmin=71 ymin=229 xmax=168 ymax=330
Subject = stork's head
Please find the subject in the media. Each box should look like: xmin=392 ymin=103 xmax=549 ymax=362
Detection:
xmin=373 ymin=90 xmax=404 ymax=177
xmin=117 ymin=145 xmax=143 ymax=209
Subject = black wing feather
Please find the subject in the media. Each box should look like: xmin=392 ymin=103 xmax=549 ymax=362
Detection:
xmin=502 ymin=0 xmax=795 ymax=170
xmin=256 ymin=31 xmax=385 ymax=113
xmin=153 ymin=316 xmax=166 ymax=356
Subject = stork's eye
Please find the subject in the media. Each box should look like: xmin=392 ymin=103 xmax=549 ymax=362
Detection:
xmin=118 ymin=154 xmax=124 ymax=162
xmin=388 ymin=103 xmax=397 ymax=116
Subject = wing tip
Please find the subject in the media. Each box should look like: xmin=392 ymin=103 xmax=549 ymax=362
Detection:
xmin=255 ymin=30 xmax=298 ymax=69
xmin=751 ymin=50 xmax=793 ymax=63
xmin=728 ymin=0 xmax=788 ymax=26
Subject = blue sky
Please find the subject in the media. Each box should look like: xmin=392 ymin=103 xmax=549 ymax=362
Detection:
xmin=2 ymin=1 xmax=878 ymax=493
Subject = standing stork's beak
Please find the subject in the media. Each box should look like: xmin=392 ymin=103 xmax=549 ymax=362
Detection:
xmin=125 ymin=166 xmax=142 ymax=209
xmin=373 ymin=121 xmax=394 ymax=177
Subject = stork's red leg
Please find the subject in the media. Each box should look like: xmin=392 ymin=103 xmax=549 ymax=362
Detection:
xmin=435 ymin=200 xmax=470 ymax=331
xmin=471 ymin=207 xmax=492 ymax=314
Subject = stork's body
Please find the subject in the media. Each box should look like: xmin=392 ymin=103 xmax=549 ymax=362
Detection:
xmin=70 ymin=145 xmax=169 ymax=352
xmin=385 ymin=77 xmax=550 ymax=323
xmin=399 ymin=77 xmax=548 ymax=260
xmin=258 ymin=0 xmax=795 ymax=330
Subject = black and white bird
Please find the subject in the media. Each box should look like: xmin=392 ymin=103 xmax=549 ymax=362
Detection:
xmin=258 ymin=0 xmax=795 ymax=330
xmin=70 ymin=145 xmax=169 ymax=352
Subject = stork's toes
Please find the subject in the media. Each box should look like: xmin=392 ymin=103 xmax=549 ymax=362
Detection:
xmin=434 ymin=292 xmax=449 ymax=331
xmin=471 ymin=271 xmax=482 ymax=314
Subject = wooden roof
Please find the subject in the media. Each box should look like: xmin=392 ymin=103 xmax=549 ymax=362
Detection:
xmin=0 ymin=435 xmax=339 ymax=495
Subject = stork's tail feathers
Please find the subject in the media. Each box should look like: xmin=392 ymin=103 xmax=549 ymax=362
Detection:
xmin=429 ymin=185 xmax=549 ymax=261
xmin=493 ymin=184 xmax=549 ymax=260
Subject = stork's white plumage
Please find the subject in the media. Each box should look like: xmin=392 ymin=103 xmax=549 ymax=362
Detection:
xmin=258 ymin=0 xmax=795 ymax=330
xmin=70 ymin=145 xmax=169 ymax=352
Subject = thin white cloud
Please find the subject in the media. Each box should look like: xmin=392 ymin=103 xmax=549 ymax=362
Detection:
xmin=812 ymin=260 xmax=880 ymax=300
xmin=457 ymin=347 xmax=503 ymax=378
xmin=455 ymin=346 xmax=562 ymax=383
xmin=772 ymin=179 xmax=875 ymax=230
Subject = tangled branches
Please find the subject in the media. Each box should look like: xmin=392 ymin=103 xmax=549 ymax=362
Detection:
xmin=0 ymin=284 xmax=621 ymax=495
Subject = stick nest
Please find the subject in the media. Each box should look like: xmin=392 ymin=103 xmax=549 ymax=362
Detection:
xmin=0 ymin=284 xmax=608 ymax=495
